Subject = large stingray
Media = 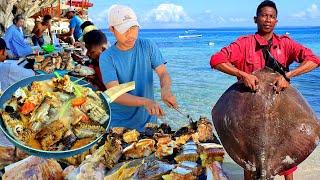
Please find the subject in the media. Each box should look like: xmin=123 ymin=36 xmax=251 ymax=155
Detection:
xmin=212 ymin=68 xmax=320 ymax=179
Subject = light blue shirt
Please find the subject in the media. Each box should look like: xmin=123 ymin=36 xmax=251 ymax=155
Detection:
xmin=99 ymin=38 xmax=165 ymax=131
xmin=69 ymin=15 xmax=83 ymax=40
xmin=0 ymin=61 xmax=35 ymax=91
xmin=3 ymin=24 xmax=32 ymax=57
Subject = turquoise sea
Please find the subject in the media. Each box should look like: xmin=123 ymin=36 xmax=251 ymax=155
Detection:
xmin=103 ymin=27 xmax=320 ymax=128
xmin=103 ymin=27 xmax=320 ymax=179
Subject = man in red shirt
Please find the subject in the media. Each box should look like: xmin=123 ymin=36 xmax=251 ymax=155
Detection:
xmin=210 ymin=1 xmax=319 ymax=180
xmin=210 ymin=1 xmax=319 ymax=93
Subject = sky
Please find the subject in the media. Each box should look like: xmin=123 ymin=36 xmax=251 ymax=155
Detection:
xmin=88 ymin=0 xmax=320 ymax=29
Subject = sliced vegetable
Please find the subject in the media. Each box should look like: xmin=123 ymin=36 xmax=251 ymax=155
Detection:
xmin=20 ymin=102 xmax=36 ymax=114
xmin=80 ymin=114 xmax=90 ymax=123
xmin=71 ymin=97 xmax=87 ymax=107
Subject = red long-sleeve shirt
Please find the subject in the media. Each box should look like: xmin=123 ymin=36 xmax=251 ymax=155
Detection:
xmin=210 ymin=33 xmax=320 ymax=73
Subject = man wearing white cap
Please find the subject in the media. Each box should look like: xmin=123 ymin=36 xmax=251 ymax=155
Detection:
xmin=58 ymin=7 xmax=83 ymax=43
xmin=99 ymin=5 xmax=178 ymax=131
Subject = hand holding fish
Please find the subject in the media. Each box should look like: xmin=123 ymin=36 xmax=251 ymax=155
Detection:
xmin=239 ymin=71 xmax=259 ymax=91
xmin=271 ymin=75 xmax=290 ymax=92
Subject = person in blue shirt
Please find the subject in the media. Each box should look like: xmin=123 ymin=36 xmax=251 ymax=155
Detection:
xmin=58 ymin=7 xmax=83 ymax=44
xmin=0 ymin=38 xmax=34 ymax=91
xmin=100 ymin=5 xmax=178 ymax=131
xmin=3 ymin=14 xmax=32 ymax=57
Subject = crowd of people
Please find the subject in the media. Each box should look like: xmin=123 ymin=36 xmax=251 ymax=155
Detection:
xmin=0 ymin=1 xmax=319 ymax=179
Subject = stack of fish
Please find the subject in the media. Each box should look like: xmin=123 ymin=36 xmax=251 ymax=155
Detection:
xmin=33 ymin=52 xmax=95 ymax=76
xmin=0 ymin=117 xmax=228 ymax=179
xmin=34 ymin=52 xmax=75 ymax=74
xmin=62 ymin=116 xmax=229 ymax=179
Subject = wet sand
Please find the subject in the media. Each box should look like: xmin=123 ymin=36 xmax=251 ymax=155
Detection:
xmin=223 ymin=146 xmax=320 ymax=180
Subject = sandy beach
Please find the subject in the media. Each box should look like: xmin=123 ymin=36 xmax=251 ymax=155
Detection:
xmin=222 ymin=146 xmax=320 ymax=180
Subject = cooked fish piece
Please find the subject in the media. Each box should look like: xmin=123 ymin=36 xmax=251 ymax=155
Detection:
xmin=199 ymin=143 xmax=225 ymax=165
xmin=109 ymin=127 xmax=126 ymax=137
xmin=81 ymin=98 xmax=109 ymax=124
xmin=52 ymin=75 xmax=74 ymax=93
xmin=123 ymin=139 xmax=155 ymax=159
xmin=137 ymin=159 xmax=175 ymax=179
xmin=2 ymin=112 xmax=24 ymax=139
xmin=34 ymin=55 xmax=44 ymax=63
xmin=103 ymin=137 xmax=122 ymax=169
xmin=197 ymin=117 xmax=214 ymax=142
xmin=122 ymin=129 xmax=140 ymax=144
xmin=30 ymin=97 xmax=52 ymax=131
xmin=74 ymin=65 xmax=95 ymax=76
xmin=179 ymin=161 xmax=203 ymax=176
xmin=155 ymin=136 xmax=175 ymax=158
xmin=3 ymin=156 xmax=63 ymax=180
xmin=104 ymin=159 xmax=143 ymax=180
xmin=36 ymin=120 xmax=68 ymax=150
xmin=175 ymin=134 xmax=191 ymax=146
xmin=73 ymin=123 xmax=105 ymax=139
xmin=174 ymin=149 xmax=199 ymax=163
xmin=65 ymin=161 xmax=105 ymax=180
xmin=162 ymin=167 xmax=196 ymax=180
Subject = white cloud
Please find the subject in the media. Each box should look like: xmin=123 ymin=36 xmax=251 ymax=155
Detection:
xmin=307 ymin=4 xmax=319 ymax=18
xmin=144 ymin=3 xmax=192 ymax=23
xmin=292 ymin=3 xmax=319 ymax=19
xmin=229 ymin=17 xmax=247 ymax=23
xmin=90 ymin=8 xmax=109 ymax=28
xmin=292 ymin=11 xmax=307 ymax=18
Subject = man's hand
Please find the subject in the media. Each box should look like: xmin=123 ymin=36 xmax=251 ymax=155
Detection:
xmin=144 ymin=99 xmax=164 ymax=117
xmin=272 ymin=75 xmax=290 ymax=93
xmin=161 ymin=87 xmax=178 ymax=108
xmin=239 ymin=71 xmax=259 ymax=91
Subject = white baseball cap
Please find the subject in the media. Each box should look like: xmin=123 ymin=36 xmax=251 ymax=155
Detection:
xmin=108 ymin=5 xmax=140 ymax=34
xmin=67 ymin=7 xmax=76 ymax=13
xmin=64 ymin=7 xmax=76 ymax=16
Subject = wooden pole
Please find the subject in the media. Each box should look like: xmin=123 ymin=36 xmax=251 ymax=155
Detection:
xmin=58 ymin=0 xmax=61 ymax=20
xmin=82 ymin=0 xmax=85 ymax=10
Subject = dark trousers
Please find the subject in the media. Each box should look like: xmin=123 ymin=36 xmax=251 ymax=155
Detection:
xmin=32 ymin=35 xmax=45 ymax=46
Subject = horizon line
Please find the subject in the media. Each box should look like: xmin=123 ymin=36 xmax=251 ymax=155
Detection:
xmin=99 ymin=25 xmax=320 ymax=30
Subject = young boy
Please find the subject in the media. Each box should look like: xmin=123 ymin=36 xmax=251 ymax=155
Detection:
xmin=82 ymin=29 xmax=108 ymax=91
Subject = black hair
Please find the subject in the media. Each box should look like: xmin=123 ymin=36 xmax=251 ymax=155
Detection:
xmin=43 ymin=15 xmax=52 ymax=22
xmin=256 ymin=0 xmax=278 ymax=16
xmin=13 ymin=14 xmax=24 ymax=24
xmin=83 ymin=30 xmax=107 ymax=47
xmin=80 ymin=21 xmax=94 ymax=31
xmin=0 ymin=38 xmax=7 ymax=50
xmin=0 ymin=23 xmax=4 ymax=33
xmin=12 ymin=5 xmax=17 ymax=16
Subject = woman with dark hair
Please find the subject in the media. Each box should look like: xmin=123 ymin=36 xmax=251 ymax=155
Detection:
xmin=3 ymin=14 xmax=32 ymax=57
